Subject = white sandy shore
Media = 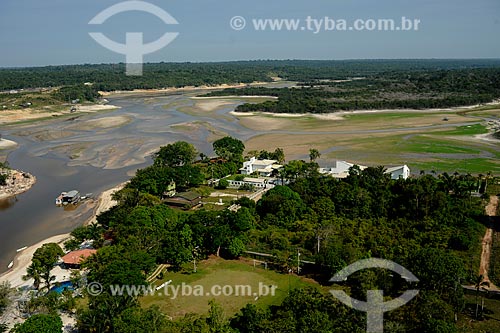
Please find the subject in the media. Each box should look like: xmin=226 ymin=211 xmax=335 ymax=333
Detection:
xmin=231 ymin=100 xmax=500 ymax=119
xmin=99 ymin=81 xmax=273 ymax=97
xmin=0 ymin=103 xmax=120 ymax=125
xmin=0 ymin=139 xmax=18 ymax=150
xmin=0 ymin=182 xmax=126 ymax=288
xmin=191 ymin=95 xmax=279 ymax=100
xmin=230 ymin=111 xmax=344 ymax=120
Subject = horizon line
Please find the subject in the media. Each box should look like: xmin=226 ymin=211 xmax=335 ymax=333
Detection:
xmin=2 ymin=57 xmax=500 ymax=70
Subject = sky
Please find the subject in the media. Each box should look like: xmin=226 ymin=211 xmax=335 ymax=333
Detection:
xmin=0 ymin=0 xmax=499 ymax=67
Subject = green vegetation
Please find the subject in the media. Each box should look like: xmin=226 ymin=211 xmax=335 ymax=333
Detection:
xmin=0 ymin=282 xmax=11 ymax=330
xmin=245 ymin=147 xmax=285 ymax=163
xmin=212 ymin=136 xmax=246 ymax=163
xmin=23 ymin=243 xmax=64 ymax=291
xmin=0 ymin=85 xmax=100 ymax=112
xmin=458 ymin=294 xmax=500 ymax=332
xmin=204 ymin=67 xmax=500 ymax=113
xmin=436 ymin=124 xmax=489 ymax=136
xmin=11 ymin=314 xmax=63 ymax=333
xmin=51 ymin=84 xmax=100 ymax=102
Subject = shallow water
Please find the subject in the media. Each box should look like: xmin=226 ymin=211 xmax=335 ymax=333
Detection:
xmin=0 ymin=89 xmax=280 ymax=272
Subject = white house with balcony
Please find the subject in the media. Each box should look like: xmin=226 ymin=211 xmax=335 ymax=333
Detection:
xmin=319 ymin=160 xmax=367 ymax=178
xmin=384 ymin=165 xmax=411 ymax=180
xmin=239 ymin=157 xmax=283 ymax=177
xmin=228 ymin=177 xmax=271 ymax=189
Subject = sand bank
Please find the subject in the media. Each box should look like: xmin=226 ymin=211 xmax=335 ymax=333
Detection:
xmin=0 ymin=103 xmax=120 ymax=125
xmin=99 ymin=81 xmax=272 ymax=97
xmin=0 ymin=139 xmax=18 ymax=150
xmin=67 ymin=115 xmax=131 ymax=130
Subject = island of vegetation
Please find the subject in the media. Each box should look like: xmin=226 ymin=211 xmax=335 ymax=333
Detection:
xmin=202 ymin=68 xmax=500 ymax=113
xmin=0 ymin=162 xmax=36 ymax=201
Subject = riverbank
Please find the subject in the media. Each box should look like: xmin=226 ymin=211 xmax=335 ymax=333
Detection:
xmin=0 ymin=169 xmax=36 ymax=200
xmin=0 ymin=182 xmax=125 ymax=288
xmin=0 ymin=103 xmax=120 ymax=125
xmin=99 ymin=81 xmax=272 ymax=98
xmin=0 ymin=139 xmax=18 ymax=150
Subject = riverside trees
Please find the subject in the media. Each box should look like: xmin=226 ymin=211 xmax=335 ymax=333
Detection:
xmin=23 ymin=243 xmax=64 ymax=290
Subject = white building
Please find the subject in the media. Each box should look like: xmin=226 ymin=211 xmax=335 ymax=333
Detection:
xmin=319 ymin=161 xmax=367 ymax=178
xmin=228 ymin=177 xmax=272 ymax=189
xmin=384 ymin=165 xmax=411 ymax=180
xmin=240 ymin=157 xmax=283 ymax=177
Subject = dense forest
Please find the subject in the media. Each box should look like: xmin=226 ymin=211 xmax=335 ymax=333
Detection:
xmin=204 ymin=68 xmax=500 ymax=112
xmin=2 ymin=60 xmax=500 ymax=112
xmin=1 ymin=59 xmax=500 ymax=92
xmin=9 ymin=138 xmax=491 ymax=333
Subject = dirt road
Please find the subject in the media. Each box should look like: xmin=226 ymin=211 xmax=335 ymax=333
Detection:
xmin=479 ymin=195 xmax=499 ymax=289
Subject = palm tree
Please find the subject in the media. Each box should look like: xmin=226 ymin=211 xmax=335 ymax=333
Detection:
xmin=309 ymin=148 xmax=321 ymax=162
xmin=474 ymin=274 xmax=489 ymax=319
xmin=23 ymin=261 xmax=42 ymax=290
xmin=485 ymin=171 xmax=492 ymax=193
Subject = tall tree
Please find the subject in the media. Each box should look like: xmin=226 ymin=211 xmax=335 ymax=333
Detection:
xmin=153 ymin=141 xmax=197 ymax=167
xmin=309 ymin=148 xmax=321 ymax=162
xmin=212 ymin=137 xmax=245 ymax=163
xmin=12 ymin=314 xmax=62 ymax=333
xmin=24 ymin=243 xmax=63 ymax=290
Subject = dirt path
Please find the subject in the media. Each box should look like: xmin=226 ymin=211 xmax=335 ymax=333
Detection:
xmin=479 ymin=195 xmax=499 ymax=289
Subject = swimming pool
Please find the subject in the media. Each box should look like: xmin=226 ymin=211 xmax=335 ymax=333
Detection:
xmin=50 ymin=281 xmax=74 ymax=294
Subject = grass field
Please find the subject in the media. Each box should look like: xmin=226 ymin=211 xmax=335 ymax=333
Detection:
xmin=241 ymin=107 xmax=500 ymax=175
xmin=458 ymin=294 xmax=500 ymax=332
xmin=140 ymin=257 xmax=319 ymax=319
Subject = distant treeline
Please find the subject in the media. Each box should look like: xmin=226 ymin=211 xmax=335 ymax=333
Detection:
xmin=1 ymin=59 xmax=500 ymax=92
xmin=204 ymin=67 xmax=500 ymax=113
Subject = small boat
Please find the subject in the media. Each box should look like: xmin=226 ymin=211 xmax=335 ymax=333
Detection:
xmin=62 ymin=190 xmax=81 ymax=205
xmin=16 ymin=246 xmax=28 ymax=252
xmin=56 ymin=190 xmax=81 ymax=205
xmin=7 ymin=261 xmax=13 ymax=269
xmin=55 ymin=192 xmax=67 ymax=205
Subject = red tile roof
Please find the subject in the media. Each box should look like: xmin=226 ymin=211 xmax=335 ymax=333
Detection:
xmin=62 ymin=249 xmax=97 ymax=265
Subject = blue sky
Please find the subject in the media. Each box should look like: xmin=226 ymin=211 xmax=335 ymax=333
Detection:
xmin=0 ymin=0 xmax=499 ymax=67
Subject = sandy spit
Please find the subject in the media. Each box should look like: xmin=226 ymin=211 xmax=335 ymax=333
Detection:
xmin=0 ymin=139 xmax=18 ymax=150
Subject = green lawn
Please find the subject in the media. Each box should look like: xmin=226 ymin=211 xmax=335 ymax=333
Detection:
xmin=434 ymin=124 xmax=489 ymax=136
xmin=458 ymin=294 xmax=500 ymax=332
xmin=324 ymin=128 xmax=500 ymax=175
xmin=342 ymin=112 xmax=432 ymax=122
xmin=140 ymin=257 xmax=318 ymax=319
